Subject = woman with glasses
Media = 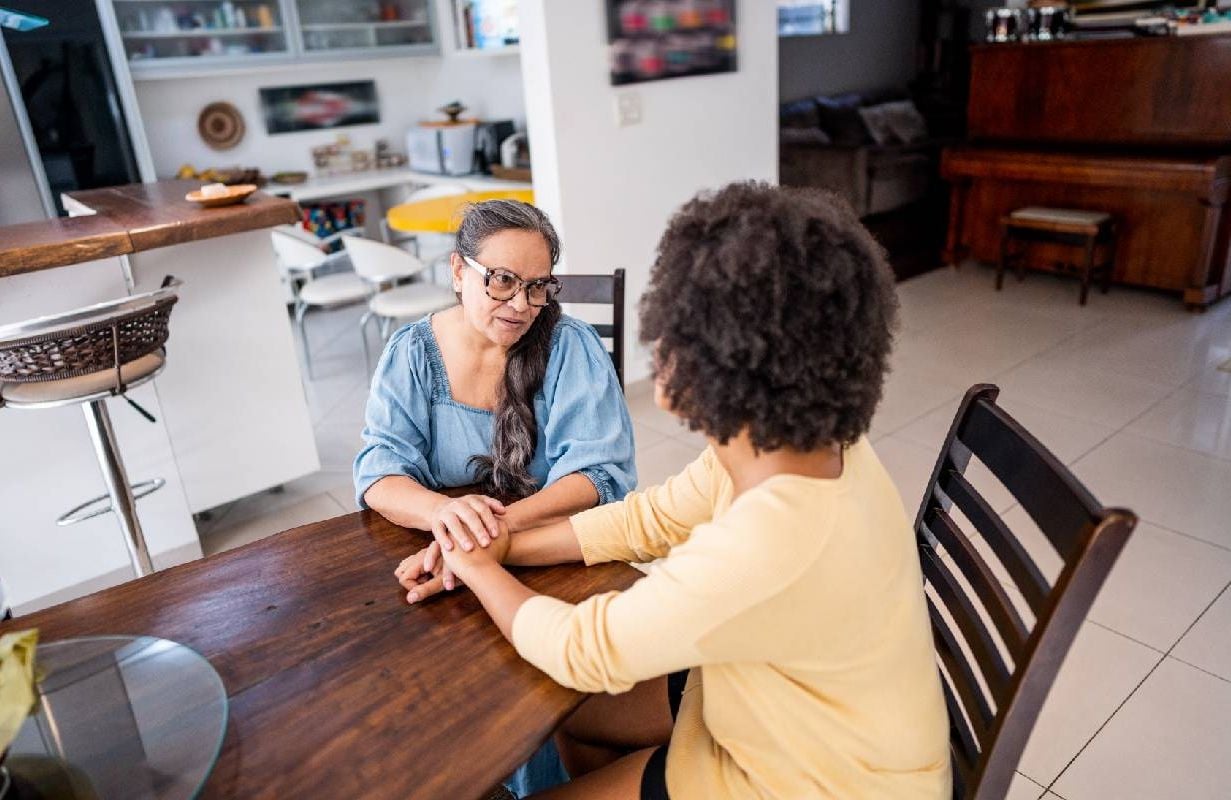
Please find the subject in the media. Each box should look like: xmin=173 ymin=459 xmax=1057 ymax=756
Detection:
xmin=355 ymin=199 xmax=636 ymax=796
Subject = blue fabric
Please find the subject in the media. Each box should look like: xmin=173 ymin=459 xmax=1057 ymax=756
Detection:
xmin=354 ymin=313 xmax=634 ymax=796
xmin=354 ymin=314 xmax=636 ymax=507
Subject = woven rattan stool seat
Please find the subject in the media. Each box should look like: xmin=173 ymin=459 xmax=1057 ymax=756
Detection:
xmin=0 ymin=351 xmax=164 ymax=406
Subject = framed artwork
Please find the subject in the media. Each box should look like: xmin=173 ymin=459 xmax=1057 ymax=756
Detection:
xmin=259 ymin=80 xmax=380 ymax=134
xmin=606 ymin=0 xmax=737 ymax=86
xmin=778 ymin=1 xmax=849 ymax=36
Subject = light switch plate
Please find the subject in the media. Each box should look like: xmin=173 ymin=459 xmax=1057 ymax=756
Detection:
xmin=615 ymin=91 xmax=642 ymax=127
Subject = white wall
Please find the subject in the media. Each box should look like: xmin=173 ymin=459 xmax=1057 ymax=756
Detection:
xmin=133 ymin=0 xmax=525 ymax=177
xmin=779 ymin=0 xmax=920 ymax=101
xmin=520 ymin=0 xmax=778 ymax=384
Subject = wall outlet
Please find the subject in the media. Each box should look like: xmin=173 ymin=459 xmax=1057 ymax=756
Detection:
xmin=615 ymin=91 xmax=642 ymax=127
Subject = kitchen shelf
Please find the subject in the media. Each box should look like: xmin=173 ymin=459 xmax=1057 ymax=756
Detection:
xmin=299 ymin=21 xmax=430 ymax=31
xmin=122 ymin=27 xmax=282 ymax=38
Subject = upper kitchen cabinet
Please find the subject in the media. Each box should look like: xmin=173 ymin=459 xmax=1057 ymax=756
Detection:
xmin=109 ymin=0 xmax=438 ymax=77
xmin=294 ymin=0 xmax=436 ymax=56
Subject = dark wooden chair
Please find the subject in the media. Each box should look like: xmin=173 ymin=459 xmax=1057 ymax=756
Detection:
xmin=556 ymin=269 xmax=626 ymax=389
xmin=914 ymin=384 xmax=1136 ymax=799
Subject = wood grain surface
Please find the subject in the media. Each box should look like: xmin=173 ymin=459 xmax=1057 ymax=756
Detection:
xmin=0 ymin=510 xmax=640 ymax=799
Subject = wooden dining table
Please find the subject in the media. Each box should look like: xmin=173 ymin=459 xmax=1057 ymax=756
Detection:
xmin=0 ymin=510 xmax=641 ymax=799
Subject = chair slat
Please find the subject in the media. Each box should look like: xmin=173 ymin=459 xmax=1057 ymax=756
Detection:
xmin=557 ymin=275 xmax=615 ymax=303
xmin=926 ymin=509 xmax=1029 ymax=654
xmin=920 ymin=547 xmax=1011 ymax=699
xmin=928 ymin=600 xmax=994 ymax=747
xmin=939 ymin=470 xmax=1050 ymax=614
xmin=938 ymin=671 xmax=977 ymax=789
xmin=958 ymin=400 xmax=1102 ymax=558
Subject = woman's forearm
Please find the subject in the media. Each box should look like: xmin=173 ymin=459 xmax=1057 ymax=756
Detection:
xmin=503 ymin=472 xmax=597 ymax=532
xmin=363 ymin=475 xmax=449 ymax=530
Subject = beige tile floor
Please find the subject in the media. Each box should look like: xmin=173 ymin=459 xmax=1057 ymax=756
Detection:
xmin=200 ymin=263 xmax=1231 ymax=798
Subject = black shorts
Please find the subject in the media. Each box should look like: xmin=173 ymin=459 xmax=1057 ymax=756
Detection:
xmin=640 ymin=670 xmax=687 ymax=800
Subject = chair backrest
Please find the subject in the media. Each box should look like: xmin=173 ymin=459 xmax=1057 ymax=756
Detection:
xmin=556 ymin=269 xmax=625 ymax=389
xmin=344 ymin=234 xmax=428 ymax=283
xmin=914 ymin=384 xmax=1135 ymax=800
xmin=271 ymin=227 xmax=327 ymax=273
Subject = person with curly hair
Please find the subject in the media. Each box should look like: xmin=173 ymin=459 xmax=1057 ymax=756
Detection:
xmin=394 ymin=183 xmax=950 ymax=799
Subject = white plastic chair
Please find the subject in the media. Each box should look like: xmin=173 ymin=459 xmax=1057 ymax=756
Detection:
xmin=343 ymin=235 xmax=458 ymax=370
xmin=271 ymin=227 xmax=371 ymax=380
xmin=382 ymin=183 xmax=468 ymax=286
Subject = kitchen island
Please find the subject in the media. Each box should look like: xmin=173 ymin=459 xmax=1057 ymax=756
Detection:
xmin=0 ymin=180 xmax=319 ymax=613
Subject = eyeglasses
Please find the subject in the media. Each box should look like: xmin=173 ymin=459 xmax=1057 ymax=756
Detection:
xmin=463 ymin=255 xmax=561 ymax=307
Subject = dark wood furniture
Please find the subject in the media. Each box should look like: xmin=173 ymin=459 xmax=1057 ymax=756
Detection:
xmin=913 ymin=384 xmax=1136 ymax=799
xmin=998 ymin=209 xmax=1117 ymax=305
xmin=942 ymin=34 xmax=1231 ymax=309
xmin=0 ymin=511 xmax=640 ymax=799
xmin=556 ymin=269 xmax=626 ymax=388
xmin=0 ymin=180 xmax=299 ymax=278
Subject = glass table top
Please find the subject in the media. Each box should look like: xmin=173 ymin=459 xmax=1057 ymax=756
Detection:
xmin=3 ymin=636 xmax=227 ymax=800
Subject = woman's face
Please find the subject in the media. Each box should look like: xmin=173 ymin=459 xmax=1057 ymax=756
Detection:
xmin=452 ymin=229 xmax=553 ymax=348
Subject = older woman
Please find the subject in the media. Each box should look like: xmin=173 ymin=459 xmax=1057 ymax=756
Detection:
xmin=355 ymin=199 xmax=636 ymax=795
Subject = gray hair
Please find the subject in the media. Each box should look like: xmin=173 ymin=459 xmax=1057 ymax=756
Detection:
xmin=459 ymin=200 xmax=563 ymax=499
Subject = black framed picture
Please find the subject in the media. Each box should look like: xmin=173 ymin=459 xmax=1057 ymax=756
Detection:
xmin=259 ymin=80 xmax=380 ymax=134
xmin=606 ymin=0 xmax=737 ymax=86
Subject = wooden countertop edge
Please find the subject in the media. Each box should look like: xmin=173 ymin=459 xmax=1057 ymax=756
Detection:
xmin=0 ymin=180 xmax=300 ymax=279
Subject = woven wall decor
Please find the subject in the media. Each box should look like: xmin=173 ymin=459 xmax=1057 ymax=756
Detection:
xmin=198 ymin=101 xmax=246 ymax=150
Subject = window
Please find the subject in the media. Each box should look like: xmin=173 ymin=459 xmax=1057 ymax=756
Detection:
xmin=778 ymin=0 xmax=849 ymax=36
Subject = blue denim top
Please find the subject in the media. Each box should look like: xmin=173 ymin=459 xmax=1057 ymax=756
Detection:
xmin=354 ymin=314 xmax=636 ymax=508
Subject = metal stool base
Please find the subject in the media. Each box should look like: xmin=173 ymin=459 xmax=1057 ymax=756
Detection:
xmin=57 ymin=478 xmax=165 ymax=526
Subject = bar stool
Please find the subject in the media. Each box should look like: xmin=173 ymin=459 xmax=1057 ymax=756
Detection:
xmin=0 ymin=278 xmax=182 ymax=578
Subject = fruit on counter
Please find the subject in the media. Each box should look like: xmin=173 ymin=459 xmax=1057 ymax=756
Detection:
xmin=175 ymin=164 xmax=264 ymax=185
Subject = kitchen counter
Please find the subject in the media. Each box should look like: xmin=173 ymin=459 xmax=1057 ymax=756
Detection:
xmin=0 ymin=179 xmax=298 ymax=278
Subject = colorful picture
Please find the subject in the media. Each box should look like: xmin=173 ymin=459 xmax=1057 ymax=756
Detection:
xmin=607 ymin=0 xmax=737 ymax=86
xmin=259 ymin=81 xmax=380 ymax=134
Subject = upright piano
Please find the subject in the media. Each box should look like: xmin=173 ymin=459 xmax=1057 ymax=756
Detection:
xmin=941 ymin=33 xmax=1231 ymax=309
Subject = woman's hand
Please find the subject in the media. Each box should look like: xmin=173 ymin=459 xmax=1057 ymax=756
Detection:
xmin=394 ymin=542 xmax=460 ymax=604
xmin=430 ymin=494 xmax=506 ymax=554
xmin=439 ymin=526 xmax=511 ymax=585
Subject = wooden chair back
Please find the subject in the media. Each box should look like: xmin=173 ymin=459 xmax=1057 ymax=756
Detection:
xmin=914 ymin=384 xmax=1136 ymax=799
xmin=556 ymin=269 xmax=626 ymax=389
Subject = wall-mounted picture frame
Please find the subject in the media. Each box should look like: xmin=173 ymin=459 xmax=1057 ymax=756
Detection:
xmin=259 ymin=80 xmax=380 ymax=135
xmin=606 ymin=0 xmax=737 ymax=86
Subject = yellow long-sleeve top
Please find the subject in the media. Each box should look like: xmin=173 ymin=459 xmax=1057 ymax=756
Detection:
xmin=511 ymin=438 xmax=951 ymax=799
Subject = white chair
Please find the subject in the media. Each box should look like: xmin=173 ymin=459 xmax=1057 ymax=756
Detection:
xmin=382 ymin=183 xmax=468 ymax=286
xmin=271 ymin=227 xmax=371 ymax=380
xmin=344 ymin=235 xmax=458 ymax=370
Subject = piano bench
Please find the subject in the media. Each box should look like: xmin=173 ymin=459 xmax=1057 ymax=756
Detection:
xmin=997 ymin=208 xmax=1118 ymax=306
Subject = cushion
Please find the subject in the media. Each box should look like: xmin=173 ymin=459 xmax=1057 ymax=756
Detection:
xmin=814 ymin=93 xmax=869 ymax=146
xmin=0 ymin=351 xmax=164 ymax=405
xmin=779 ymin=98 xmax=821 ymax=129
xmin=879 ymin=100 xmax=929 ymax=144
xmin=858 ymin=104 xmax=898 ymax=146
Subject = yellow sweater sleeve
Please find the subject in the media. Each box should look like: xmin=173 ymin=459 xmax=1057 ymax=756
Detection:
xmin=512 ymin=486 xmax=834 ymax=694
xmin=569 ymin=447 xmax=719 ymax=566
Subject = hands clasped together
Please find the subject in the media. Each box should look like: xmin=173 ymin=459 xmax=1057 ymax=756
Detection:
xmin=393 ymin=494 xmax=510 ymax=604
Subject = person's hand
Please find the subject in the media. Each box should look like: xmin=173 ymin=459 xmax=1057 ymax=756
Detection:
xmin=439 ymin=524 xmax=511 ymax=584
xmin=394 ymin=542 xmax=461 ymax=604
xmin=430 ymin=494 xmax=506 ymax=554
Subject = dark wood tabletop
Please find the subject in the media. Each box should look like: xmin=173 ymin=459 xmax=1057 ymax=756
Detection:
xmin=0 ymin=179 xmax=299 ymax=279
xmin=0 ymin=511 xmax=640 ymax=799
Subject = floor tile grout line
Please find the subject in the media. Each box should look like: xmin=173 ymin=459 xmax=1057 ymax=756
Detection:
xmin=1166 ymin=654 xmax=1231 ymax=686
xmin=1084 ymin=620 xmax=1167 ymax=656
xmin=1046 ymin=580 xmax=1231 ymax=793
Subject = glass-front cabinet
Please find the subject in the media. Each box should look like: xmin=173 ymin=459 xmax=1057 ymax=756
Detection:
xmin=109 ymin=0 xmax=437 ymax=75
xmin=112 ymin=1 xmax=292 ymax=66
xmin=295 ymin=0 xmax=433 ymax=54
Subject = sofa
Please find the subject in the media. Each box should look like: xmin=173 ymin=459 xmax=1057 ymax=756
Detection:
xmin=779 ymin=90 xmax=940 ymax=218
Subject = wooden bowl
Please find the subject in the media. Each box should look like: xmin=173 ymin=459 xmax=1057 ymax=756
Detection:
xmin=185 ymin=184 xmax=258 ymax=208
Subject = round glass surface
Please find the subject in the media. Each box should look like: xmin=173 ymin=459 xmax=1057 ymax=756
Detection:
xmin=3 ymin=636 xmax=227 ymax=800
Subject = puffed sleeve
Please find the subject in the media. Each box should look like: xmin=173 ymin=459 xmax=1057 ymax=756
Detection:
xmin=353 ymin=324 xmax=438 ymax=508
xmin=540 ymin=318 xmax=637 ymax=504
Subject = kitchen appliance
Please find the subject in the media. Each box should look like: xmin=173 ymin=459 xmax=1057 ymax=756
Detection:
xmin=407 ymin=121 xmax=476 ymax=176
xmin=474 ymin=119 xmax=515 ymax=174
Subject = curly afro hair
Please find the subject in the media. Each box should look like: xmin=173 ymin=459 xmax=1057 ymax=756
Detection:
xmin=639 ymin=181 xmax=898 ymax=451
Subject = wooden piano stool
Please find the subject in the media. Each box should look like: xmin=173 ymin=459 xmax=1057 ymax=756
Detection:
xmin=998 ymin=208 xmax=1117 ymax=306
